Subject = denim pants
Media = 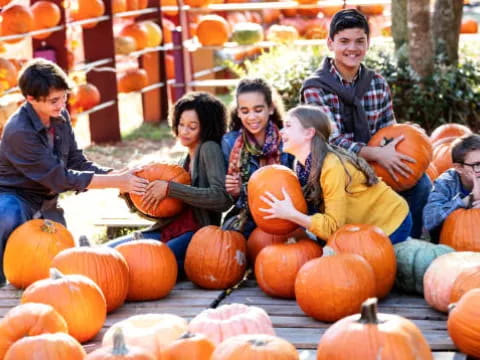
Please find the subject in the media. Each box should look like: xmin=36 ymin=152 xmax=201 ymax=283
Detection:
xmin=399 ymin=173 xmax=432 ymax=238
xmin=0 ymin=194 xmax=36 ymax=284
xmin=105 ymin=230 xmax=195 ymax=274
xmin=389 ymin=212 xmax=413 ymax=244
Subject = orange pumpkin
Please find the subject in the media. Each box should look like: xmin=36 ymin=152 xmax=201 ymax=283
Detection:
xmin=69 ymin=83 xmax=101 ymax=112
xmin=119 ymin=23 xmax=149 ymax=50
xmin=357 ymin=5 xmax=384 ymax=15
xmin=429 ymin=123 xmax=471 ymax=144
xmin=116 ymin=238 xmax=177 ymax=301
xmin=196 ymin=15 xmax=230 ymax=46
xmin=317 ymin=298 xmax=432 ymax=359
xmin=460 ymin=19 xmax=478 ymax=34
xmin=448 ymin=289 xmax=480 ymax=358
xmin=1 ymin=5 xmax=34 ymax=44
xmin=262 ymin=8 xmax=281 ymax=24
xmin=118 ymin=68 xmax=149 ymax=93
xmin=112 ymin=0 xmax=127 ymax=13
xmin=0 ymin=58 xmax=18 ymax=90
xmin=248 ymin=165 xmax=307 ymax=235
xmin=129 ymin=163 xmax=191 ymax=217
xmin=295 ymin=254 xmax=376 ymax=322
xmin=210 ymin=334 xmax=298 ymax=359
xmin=21 ymin=269 xmax=107 ymax=343
xmin=440 ymin=208 xmax=480 ymax=251
xmin=0 ymin=303 xmax=68 ymax=359
xmin=367 ymin=124 xmax=432 ymax=191
xmin=327 ymin=224 xmax=396 ymax=299
xmin=450 ymin=266 xmax=480 ymax=303
xmin=303 ymin=18 xmax=329 ymax=39
xmin=425 ymin=163 xmax=439 ymax=181
xmin=185 ymin=226 xmax=247 ymax=289
xmin=0 ymin=0 xmax=12 ymax=7
xmin=4 ymin=219 xmax=75 ymax=289
xmin=71 ymin=0 xmax=105 ymax=29
xmin=432 ymin=137 xmax=455 ymax=174
xmin=4 ymin=333 xmax=86 ymax=360
xmin=142 ymin=21 xmax=163 ymax=48
xmin=161 ymin=332 xmax=215 ymax=360
xmin=255 ymin=238 xmax=322 ymax=299
xmin=31 ymin=1 xmax=61 ymax=40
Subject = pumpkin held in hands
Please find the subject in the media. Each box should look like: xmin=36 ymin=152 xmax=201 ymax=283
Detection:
xmin=129 ymin=163 xmax=191 ymax=218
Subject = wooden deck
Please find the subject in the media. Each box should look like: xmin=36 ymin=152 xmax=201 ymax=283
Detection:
xmin=0 ymin=280 xmax=470 ymax=359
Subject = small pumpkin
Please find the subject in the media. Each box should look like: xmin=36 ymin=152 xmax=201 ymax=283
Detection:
xmin=1 ymin=5 xmax=34 ymax=44
xmin=429 ymin=123 xmax=471 ymax=144
xmin=185 ymin=225 xmax=247 ymax=289
xmin=316 ymin=298 xmax=432 ymax=359
xmin=231 ymin=22 xmax=264 ymax=45
xmin=450 ymin=266 xmax=480 ymax=303
xmin=0 ymin=58 xmax=18 ymax=90
xmin=440 ymin=208 xmax=480 ymax=251
xmin=266 ymin=24 xmax=298 ymax=44
xmin=357 ymin=5 xmax=384 ymax=15
xmin=70 ymin=83 xmax=101 ymax=112
xmin=71 ymin=0 xmax=105 ymax=29
xmin=161 ymin=332 xmax=215 ymax=360
xmin=119 ymin=23 xmax=149 ymax=50
xmin=188 ymin=303 xmax=275 ymax=345
xmin=394 ymin=239 xmax=454 ymax=295
xmin=196 ymin=15 xmax=230 ymax=46
xmin=142 ymin=20 xmax=163 ymax=48
xmin=30 ymin=1 xmax=61 ymax=40
xmin=460 ymin=19 xmax=478 ymax=34
xmin=118 ymin=68 xmax=149 ymax=93
xmin=0 ymin=303 xmax=68 ymax=359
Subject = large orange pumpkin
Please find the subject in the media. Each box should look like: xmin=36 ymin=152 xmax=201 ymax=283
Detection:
xmin=161 ymin=332 xmax=215 ymax=360
xmin=196 ymin=15 xmax=230 ymax=46
xmin=0 ymin=303 xmax=68 ymax=359
xmin=1 ymin=5 xmax=34 ymax=44
xmin=248 ymin=165 xmax=307 ymax=235
xmin=4 ymin=219 xmax=75 ymax=289
xmin=316 ymin=298 xmax=432 ymax=359
xmin=118 ymin=68 xmax=149 ymax=93
xmin=21 ymin=269 xmax=107 ymax=343
xmin=430 ymin=123 xmax=471 ymax=144
xmin=255 ymin=238 xmax=322 ymax=299
xmin=440 ymin=208 xmax=480 ymax=251
xmin=30 ymin=1 xmax=61 ymax=40
xmin=69 ymin=83 xmax=101 ymax=112
xmin=119 ymin=23 xmax=149 ymax=50
xmin=295 ymin=254 xmax=376 ymax=322
xmin=116 ymin=238 xmax=177 ymax=301
xmin=4 ymin=333 xmax=86 ymax=360
xmin=185 ymin=226 xmax=247 ymax=289
xmin=367 ymin=124 xmax=432 ymax=191
xmin=327 ymin=224 xmax=396 ymax=299
xmin=450 ymin=266 xmax=480 ymax=303
xmin=129 ymin=163 xmax=190 ymax=217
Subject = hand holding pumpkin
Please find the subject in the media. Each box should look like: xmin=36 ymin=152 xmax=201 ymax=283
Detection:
xmin=118 ymin=171 xmax=149 ymax=195
xmin=142 ymin=180 xmax=169 ymax=210
xmin=374 ymin=135 xmax=416 ymax=181
xmin=225 ymin=174 xmax=241 ymax=197
xmin=259 ymin=187 xmax=296 ymax=220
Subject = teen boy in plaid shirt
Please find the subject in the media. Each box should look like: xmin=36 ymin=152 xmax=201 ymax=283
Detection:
xmin=300 ymin=9 xmax=431 ymax=238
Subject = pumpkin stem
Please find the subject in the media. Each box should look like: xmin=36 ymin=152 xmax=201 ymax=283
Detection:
xmin=286 ymin=238 xmax=298 ymax=245
xmin=447 ymin=303 xmax=457 ymax=314
xmin=247 ymin=338 xmax=269 ymax=347
xmin=50 ymin=268 xmax=64 ymax=280
xmin=111 ymin=328 xmax=129 ymax=356
xmin=41 ymin=219 xmax=57 ymax=234
xmin=132 ymin=231 xmax=144 ymax=241
xmin=178 ymin=331 xmax=196 ymax=340
xmin=78 ymin=235 xmax=91 ymax=247
xmin=358 ymin=298 xmax=380 ymax=324
xmin=222 ymin=209 xmax=248 ymax=233
xmin=322 ymin=246 xmax=336 ymax=257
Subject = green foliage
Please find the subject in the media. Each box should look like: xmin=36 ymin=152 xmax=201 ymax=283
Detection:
xmin=122 ymin=122 xmax=174 ymax=141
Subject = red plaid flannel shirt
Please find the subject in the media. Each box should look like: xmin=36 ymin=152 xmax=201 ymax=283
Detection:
xmin=302 ymin=60 xmax=396 ymax=154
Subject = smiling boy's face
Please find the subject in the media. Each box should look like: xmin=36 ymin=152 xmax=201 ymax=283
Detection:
xmin=327 ymin=27 xmax=369 ymax=76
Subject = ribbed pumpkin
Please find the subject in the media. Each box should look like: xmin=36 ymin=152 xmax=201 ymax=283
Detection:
xmin=255 ymin=238 xmax=322 ymax=299
xmin=196 ymin=15 xmax=230 ymax=46
xmin=430 ymin=123 xmax=471 ymax=144
xmin=295 ymin=254 xmax=376 ymax=322
xmin=70 ymin=83 xmax=101 ymax=112
xmin=30 ymin=1 xmax=61 ymax=40
xmin=51 ymin=237 xmax=129 ymax=313
xmin=367 ymin=124 xmax=432 ymax=191
xmin=248 ymin=165 xmax=307 ymax=235
xmin=102 ymin=314 xmax=188 ymax=359
xmin=440 ymin=208 xmax=480 ymax=251
xmin=211 ymin=334 xmax=298 ymax=360
xmin=394 ymin=239 xmax=454 ymax=295
xmin=425 ymin=163 xmax=439 ymax=181
xmin=86 ymin=328 xmax=155 ymax=360
xmin=327 ymin=224 xmax=396 ymax=299
xmin=4 ymin=333 xmax=86 ymax=360
xmin=316 ymin=298 xmax=433 ymax=360
xmin=450 ymin=266 xmax=480 ymax=303
xmin=0 ymin=303 xmax=68 ymax=359
xmin=116 ymin=237 xmax=177 ymax=301
xmin=423 ymin=251 xmax=480 ymax=312
xmin=118 ymin=68 xmax=149 ymax=93
xmin=119 ymin=23 xmax=149 ymax=50
xmin=185 ymin=226 xmax=247 ymax=289
xmin=4 ymin=219 xmax=75 ymax=289
xmin=129 ymin=163 xmax=191 ymax=218
xmin=432 ymin=137 xmax=455 ymax=174
xmin=21 ymin=269 xmax=107 ymax=343
xmin=161 ymin=332 xmax=215 ymax=360
xmin=1 ymin=5 xmax=34 ymax=44
xmin=448 ymin=289 xmax=480 ymax=358
xmin=188 ymin=303 xmax=275 ymax=345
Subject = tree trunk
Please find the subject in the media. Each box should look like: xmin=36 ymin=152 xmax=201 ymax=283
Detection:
xmin=432 ymin=0 xmax=463 ymax=65
xmin=391 ymin=0 xmax=408 ymax=52
xmin=407 ymin=0 xmax=433 ymax=78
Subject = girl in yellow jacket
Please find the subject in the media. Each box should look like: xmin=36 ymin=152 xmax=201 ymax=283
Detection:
xmin=259 ymin=105 xmax=411 ymax=244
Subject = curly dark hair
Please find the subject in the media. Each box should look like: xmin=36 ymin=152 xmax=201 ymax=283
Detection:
xmin=329 ymin=8 xmax=370 ymax=40
xmin=169 ymin=92 xmax=227 ymax=144
xmin=229 ymin=77 xmax=285 ymax=132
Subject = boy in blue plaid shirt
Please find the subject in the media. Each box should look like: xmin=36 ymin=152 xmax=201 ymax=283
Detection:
xmin=300 ymin=8 xmax=431 ymax=238
xmin=423 ymin=134 xmax=480 ymax=242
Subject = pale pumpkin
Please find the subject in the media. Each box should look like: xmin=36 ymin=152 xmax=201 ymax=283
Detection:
xmin=450 ymin=266 xmax=480 ymax=303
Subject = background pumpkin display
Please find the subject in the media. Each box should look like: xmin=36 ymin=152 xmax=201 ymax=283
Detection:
xmin=69 ymin=83 xmax=101 ymax=113
xmin=117 ymin=68 xmax=149 ymax=93
xmin=30 ymin=1 xmax=61 ymax=40
xmin=429 ymin=123 xmax=471 ymax=144
xmin=440 ymin=208 xmax=480 ymax=251
xmin=196 ymin=15 xmax=230 ymax=46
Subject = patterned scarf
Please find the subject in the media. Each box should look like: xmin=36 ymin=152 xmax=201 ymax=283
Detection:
xmin=295 ymin=153 xmax=312 ymax=187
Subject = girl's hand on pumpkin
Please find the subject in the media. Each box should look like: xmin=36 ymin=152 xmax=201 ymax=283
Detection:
xmin=119 ymin=172 xmax=149 ymax=195
xmin=142 ymin=180 xmax=168 ymax=210
xmin=259 ymin=188 xmax=295 ymax=220
xmin=225 ymin=174 xmax=241 ymax=197
xmin=375 ymin=135 xmax=416 ymax=181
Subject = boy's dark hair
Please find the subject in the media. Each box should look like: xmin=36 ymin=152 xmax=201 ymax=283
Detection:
xmin=169 ymin=91 xmax=227 ymax=144
xmin=452 ymin=134 xmax=480 ymax=164
xmin=229 ymin=77 xmax=284 ymax=132
xmin=329 ymin=9 xmax=370 ymax=40
xmin=18 ymin=58 xmax=71 ymax=100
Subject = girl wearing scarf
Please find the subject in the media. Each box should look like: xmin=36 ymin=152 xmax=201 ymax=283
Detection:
xmin=259 ymin=105 xmax=411 ymax=244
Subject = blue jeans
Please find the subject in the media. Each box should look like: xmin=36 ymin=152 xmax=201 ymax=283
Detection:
xmin=105 ymin=230 xmax=194 ymax=274
xmin=389 ymin=212 xmax=413 ymax=244
xmin=0 ymin=194 xmax=36 ymax=284
xmin=399 ymin=173 xmax=432 ymax=238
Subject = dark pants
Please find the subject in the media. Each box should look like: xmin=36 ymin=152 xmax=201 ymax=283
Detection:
xmin=399 ymin=173 xmax=432 ymax=238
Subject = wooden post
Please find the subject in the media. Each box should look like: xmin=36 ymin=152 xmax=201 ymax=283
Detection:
xmin=172 ymin=28 xmax=186 ymax=102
